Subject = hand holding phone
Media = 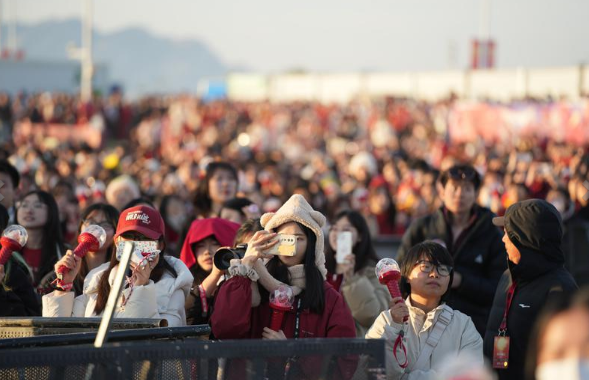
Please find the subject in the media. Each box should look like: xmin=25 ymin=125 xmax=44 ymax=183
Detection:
xmin=265 ymin=234 xmax=297 ymax=257
xmin=336 ymin=232 xmax=353 ymax=264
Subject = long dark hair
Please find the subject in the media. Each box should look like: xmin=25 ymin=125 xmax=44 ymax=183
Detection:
xmin=262 ymin=223 xmax=325 ymax=314
xmin=76 ymin=203 xmax=120 ymax=285
xmin=193 ymin=162 xmax=238 ymax=218
xmin=16 ymin=190 xmax=66 ymax=285
xmin=399 ymin=241 xmax=454 ymax=302
xmin=325 ymin=210 xmax=379 ymax=274
xmin=94 ymin=237 xmax=178 ymax=314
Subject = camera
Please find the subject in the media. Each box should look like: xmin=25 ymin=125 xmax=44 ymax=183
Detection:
xmin=214 ymin=244 xmax=248 ymax=270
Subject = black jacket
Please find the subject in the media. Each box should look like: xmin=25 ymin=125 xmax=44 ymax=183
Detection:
xmin=397 ymin=206 xmax=506 ymax=335
xmin=0 ymin=258 xmax=41 ymax=317
xmin=561 ymin=208 xmax=589 ymax=287
xmin=483 ymin=202 xmax=577 ymax=380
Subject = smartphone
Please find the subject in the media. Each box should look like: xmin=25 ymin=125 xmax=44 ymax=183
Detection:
xmin=336 ymin=232 xmax=353 ymax=264
xmin=265 ymin=234 xmax=297 ymax=257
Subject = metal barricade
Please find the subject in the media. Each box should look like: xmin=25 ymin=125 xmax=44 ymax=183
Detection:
xmin=0 ymin=338 xmax=386 ymax=380
xmin=0 ymin=317 xmax=167 ymax=339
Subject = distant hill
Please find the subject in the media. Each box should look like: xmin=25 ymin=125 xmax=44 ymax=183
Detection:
xmin=5 ymin=19 xmax=230 ymax=95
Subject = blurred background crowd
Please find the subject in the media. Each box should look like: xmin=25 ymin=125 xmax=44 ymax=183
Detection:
xmin=1 ymin=90 xmax=589 ymax=251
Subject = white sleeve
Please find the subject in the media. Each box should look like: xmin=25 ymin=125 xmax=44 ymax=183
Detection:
xmin=159 ymin=289 xmax=187 ymax=327
xmin=114 ymin=281 xmax=159 ymax=319
xmin=42 ymin=291 xmax=88 ymax=317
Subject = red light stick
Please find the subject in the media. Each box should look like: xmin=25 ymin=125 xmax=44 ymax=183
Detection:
xmin=56 ymin=225 xmax=107 ymax=288
xmin=0 ymin=225 xmax=28 ymax=266
xmin=269 ymin=285 xmax=294 ymax=332
xmin=376 ymin=258 xmax=409 ymax=368
xmin=376 ymin=258 xmax=406 ymax=321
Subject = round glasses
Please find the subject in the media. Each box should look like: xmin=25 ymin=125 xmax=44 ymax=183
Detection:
xmin=415 ymin=260 xmax=452 ymax=277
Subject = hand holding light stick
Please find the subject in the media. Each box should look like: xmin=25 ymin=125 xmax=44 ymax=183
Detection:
xmin=0 ymin=225 xmax=28 ymax=266
xmin=376 ymin=258 xmax=407 ymax=322
xmin=56 ymin=225 xmax=107 ymax=285
xmin=269 ymin=285 xmax=294 ymax=332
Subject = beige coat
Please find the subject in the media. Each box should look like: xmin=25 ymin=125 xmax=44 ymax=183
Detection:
xmin=365 ymin=298 xmax=483 ymax=380
xmin=42 ymin=256 xmax=193 ymax=327
xmin=341 ymin=265 xmax=391 ymax=337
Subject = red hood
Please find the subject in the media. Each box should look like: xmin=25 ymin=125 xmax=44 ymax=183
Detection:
xmin=180 ymin=218 xmax=240 ymax=269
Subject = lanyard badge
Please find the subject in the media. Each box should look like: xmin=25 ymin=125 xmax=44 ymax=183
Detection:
xmin=493 ymin=282 xmax=517 ymax=369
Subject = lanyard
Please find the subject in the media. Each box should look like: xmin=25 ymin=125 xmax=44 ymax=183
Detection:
xmin=393 ymin=330 xmax=408 ymax=368
xmin=499 ymin=281 xmax=517 ymax=334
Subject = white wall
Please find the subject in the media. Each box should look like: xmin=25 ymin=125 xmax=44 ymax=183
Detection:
xmin=227 ymin=65 xmax=587 ymax=103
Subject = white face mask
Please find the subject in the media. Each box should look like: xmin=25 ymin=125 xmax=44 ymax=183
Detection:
xmin=536 ymin=358 xmax=589 ymax=380
xmin=116 ymin=241 xmax=160 ymax=268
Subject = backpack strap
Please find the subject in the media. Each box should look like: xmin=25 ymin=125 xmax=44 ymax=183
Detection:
xmin=411 ymin=306 xmax=454 ymax=371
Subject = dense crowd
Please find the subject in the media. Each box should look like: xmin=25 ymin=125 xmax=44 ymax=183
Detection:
xmin=1 ymin=92 xmax=588 ymax=241
xmin=0 ymin=90 xmax=588 ymax=380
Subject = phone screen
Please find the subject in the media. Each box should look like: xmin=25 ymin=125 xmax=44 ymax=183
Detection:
xmin=336 ymin=232 xmax=353 ymax=264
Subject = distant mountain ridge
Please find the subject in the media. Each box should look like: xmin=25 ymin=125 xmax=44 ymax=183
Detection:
xmin=3 ymin=19 xmax=231 ymax=95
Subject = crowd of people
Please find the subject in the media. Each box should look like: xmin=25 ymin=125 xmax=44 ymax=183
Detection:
xmin=0 ymin=91 xmax=589 ymax=380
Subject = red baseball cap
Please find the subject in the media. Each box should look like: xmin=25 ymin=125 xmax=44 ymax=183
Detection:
xmin=114 ymin=206 xmax=166 ymax=240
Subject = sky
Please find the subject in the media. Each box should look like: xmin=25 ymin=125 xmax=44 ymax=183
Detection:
xmin=8 ymin=0 xmax=589 ymax=73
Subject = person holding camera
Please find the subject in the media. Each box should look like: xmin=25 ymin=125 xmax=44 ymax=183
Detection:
xmin=179 ymin=217 xmax=240 ymax=325
xmin=42 ymin=206 xmax=193 ymax=327
xmin=325 ymin=210 xmax=391 ymax=337
xmin=211 ymin=194 xmax=356 ymax=379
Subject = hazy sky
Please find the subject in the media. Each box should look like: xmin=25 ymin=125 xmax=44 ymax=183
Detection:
xmin=10 ymin=0 xmax=589 ymax=73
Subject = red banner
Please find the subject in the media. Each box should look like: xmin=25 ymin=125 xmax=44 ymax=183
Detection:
xmin=448 ymin=101 xmax=589 ymax=146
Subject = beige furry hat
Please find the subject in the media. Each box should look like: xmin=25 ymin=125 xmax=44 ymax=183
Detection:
xmin=260 ymin=194 xmax=327 ymax=279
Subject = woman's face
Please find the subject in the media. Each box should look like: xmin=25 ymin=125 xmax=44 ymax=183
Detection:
xmin=17 ymin=194 xmax=49 ymax=230
xmin=328 ymin=216 xmax=360 ymax=253
xmin=276 ymin=222 xmax=308 ymax=267
xmin=369 ymin=187 xmax=391 ymax=214
xmin=406 ymin=255 xmax=451 ymax=302
xmin=208 ymin=169 xmax=237 ymax=205
xmin=193 ymin=236 xmax=220 ymax=272
xmin=116 ymin=231 xmax=162 ymax=266
xmin=81 ymin=210 xmax=115 ymax=251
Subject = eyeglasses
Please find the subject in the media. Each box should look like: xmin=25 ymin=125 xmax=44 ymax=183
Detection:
xmin=82 ymin=219 xmax=114 ymax=231
xmin=415 ymin=260 xmax=453 ymax=277
xmin=447 ymin=167 xmax=477 ymax=181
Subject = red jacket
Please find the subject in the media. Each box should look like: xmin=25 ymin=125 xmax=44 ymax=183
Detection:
xmin=211 ymin=276 xmax=358 ymax=379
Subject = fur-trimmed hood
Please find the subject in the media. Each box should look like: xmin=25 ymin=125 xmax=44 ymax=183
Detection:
xmin=260 ymin=194 xmax=327 ymax=279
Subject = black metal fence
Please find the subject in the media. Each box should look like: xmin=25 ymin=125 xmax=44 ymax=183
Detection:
xmin=0 ymin=338 xmax=385 ymax=380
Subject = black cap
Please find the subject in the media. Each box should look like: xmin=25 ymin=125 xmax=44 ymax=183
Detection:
xmin=494 ymin=199 xmax=563 ymax=246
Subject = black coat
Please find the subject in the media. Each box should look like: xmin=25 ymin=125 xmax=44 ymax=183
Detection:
xmin=0 ymin=258 xmax=41 ymax=317
xmin=561 ymin=208 xmax=589 ymax=287
xmin=397 ymin=206 xmax=506 ymax=335
xmin=483 ymin=202 xmax=577 ymax=380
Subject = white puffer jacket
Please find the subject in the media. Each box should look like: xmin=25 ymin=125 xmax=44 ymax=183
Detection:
xmin=42 ymin=256 xmax=193 ymax=327
xmin=365 ymin=298 xmax=483 ymax=380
